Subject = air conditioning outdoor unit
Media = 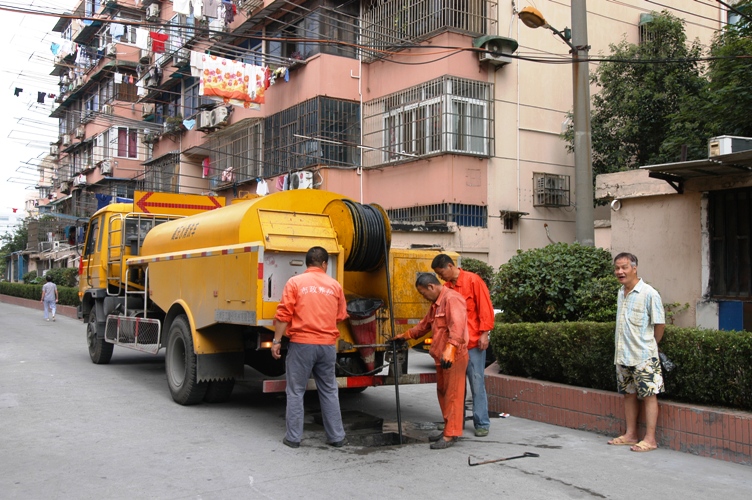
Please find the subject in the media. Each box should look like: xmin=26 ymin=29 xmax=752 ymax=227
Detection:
xmin=100 ymin=160 xmax=112 ymax=175
xmin=708 ymin=136 xmax=752 ymax=157
xmin=75 ymin=174 xmax=87 ymax=186
xmin=211 ymin=106 xmax=229 ymax=128
xmin=101 ymin=104 xmax=113 ymax=115
xmin=61 ymin=134 xmax=71 ymax=146
xmin=146 ymin=3 xmax=160 ymax=21
xmin=173 ymin=48 xmax=189 ymax=67
xmin=290 ymin=171 xmax=314 ymax=190
xmin=74 ymin=76 xmax=84 ymax=89
xmin=474 ymin=36 xmax=518 ymax=67
xmin=142 ymin=102 xmax=155 ymax=118
xmin=50 ymin=144 xmax=59 ymax=156
xmin=74 ymin=126 xmax=85 ymax=139
xmin=106 ymin=42 xmax=117 ymax=57
xmin=196 ymin=111 xmax=213 ymax=131
xmin=52 ymin=241 xmax=60 ymax=250
xmin=139 ymin=49 xmax=152 ymax=65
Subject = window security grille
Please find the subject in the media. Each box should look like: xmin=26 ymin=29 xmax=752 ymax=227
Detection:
xmin=533 ymin=173 xmax=570 ymax=207
xmin=387 ymin=203 xmax=487 ymax=228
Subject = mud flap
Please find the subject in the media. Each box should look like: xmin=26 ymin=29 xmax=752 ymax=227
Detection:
xmin=197 ymin=352 xmax=245 ymax=382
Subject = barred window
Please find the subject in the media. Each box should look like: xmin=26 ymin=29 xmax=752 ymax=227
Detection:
xmin=387 ymin=203 xmax=487 ymax=228
xmin=363 ymin=76 xmax=493 ymax=166
xmin=201 ymin=120 xmax=263 ymax=189
xmin=263 ymin=97 xmax=360 ymax=176
xmin=533 ymin=173 xmax=570 ymax=207
xmin=143 ymin=152 xmax=180 ymax=193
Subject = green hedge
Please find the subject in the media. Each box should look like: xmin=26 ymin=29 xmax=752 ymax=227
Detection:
xmin=490 ymin=322 xmax=752 ymax=411
xmin=0 ymin=282 xmax=80 ymax=306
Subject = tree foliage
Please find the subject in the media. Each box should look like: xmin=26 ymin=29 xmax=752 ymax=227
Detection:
xmin=583 ymin=11 xmax=705 ymax=176
xmin=459 ymin=257 xmax=494 ymax=290
xmin=492 ymin=243 xmax=615 ymax=323
xmin=0 ymin=221 xmax=29 ymax=278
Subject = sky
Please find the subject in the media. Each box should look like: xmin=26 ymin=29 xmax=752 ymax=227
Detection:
xmin=0 ymin=1 xmax=75 ymax=216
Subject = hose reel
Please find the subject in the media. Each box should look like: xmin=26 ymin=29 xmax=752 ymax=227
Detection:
xmin=333 ymin=199 xmax=391 ymax=273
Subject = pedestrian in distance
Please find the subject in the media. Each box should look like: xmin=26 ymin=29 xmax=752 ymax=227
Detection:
xmin=393 ymin=273 xmax=469 ymax=449
xmin=607 ymin=252 xmax=665 ymax=452
xmin=40 ymin=274 xmax=59 ymax=322
xmin=271 ymin=246 xmax=349 ymax=449
xmin=432 ymin=254 xmax=495 ymax=437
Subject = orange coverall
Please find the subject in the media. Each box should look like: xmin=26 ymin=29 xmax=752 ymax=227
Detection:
xmin=406 ymin=287 xmax=468 ymax=438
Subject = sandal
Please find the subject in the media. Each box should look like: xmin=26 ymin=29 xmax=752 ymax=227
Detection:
xmin=607 ymin=436 xmax=638 ymax=446
xmin=630 ymin=441 xmax=658 ymax=452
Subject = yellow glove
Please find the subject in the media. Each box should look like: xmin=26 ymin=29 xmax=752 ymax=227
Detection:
xmin=440 ymin=343 xmax=457 ymax=369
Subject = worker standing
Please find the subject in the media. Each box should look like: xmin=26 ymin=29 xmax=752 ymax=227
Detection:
xmin=271 ymin=246 xmax=349 ymax=449
xmin=432 ymin=254 xmax=495 ymax=437
xmin=394 ymin=273 xmax=468 ymax=449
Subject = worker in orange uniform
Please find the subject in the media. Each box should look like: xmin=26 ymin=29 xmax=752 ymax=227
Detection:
xmin=271 ymin=246 xmax=349 ymax=449
xmin=393 ymin=273 xmax=468 ymax=449
xmin=432 ymin=254 xmax=496 ymax=437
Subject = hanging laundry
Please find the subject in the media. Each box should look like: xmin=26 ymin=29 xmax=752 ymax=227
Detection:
xmin=48 ymin=94 xmax=56 ymax=99
xmin=50 ymin=42 xmax=60 ymax=55
xmin=256 ymin=179 xmax=269 ymax=196
xmin=189 ymin=50 xmax=204 ymax=77
xmin=191 ymin=0 xmax=204 ymax=20
xmin=202 ymin=158 xmax=211 ymax=178
xmin=113 ymin=72 xmax=123 ymax=84
xmin=149 ymin=32 xmax=169 ymax=53
xmin=204 ymin=0 xmax=219 ymax=18
xmin=60 ymin=39 xmax=75 ymax=56
xmin=200 ymin=54 xmax=250 ymax=103
xmin=173 ymin=0 xmax=190 ymax=15
xmin=129 ymin=75 xmax=134 ymax=84
xmin=183 ymin=118 xmax=196 ymax=130
xmin=135 ymin=28 xmax=149 ymax=50
xmin=221 ymin=167 xmax=234 ymax=183
xmin=110 ymin=23 xmax=125 ymax=39
xmin=37 ymin=92 xmax=46 ymax=103
xmin=14 ymin=88 xmax=22 ymax=96
xmin=222 ymin=0 xmax=235 ymax=23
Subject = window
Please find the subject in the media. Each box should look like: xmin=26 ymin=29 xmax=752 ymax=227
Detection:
xmin=710 ymin=187 xmax=752 ymax=298
xmin=116 ymin=79 xmax=137 ymax=102
xmin=183 ymin=78 xmax=213 ymax=118
xmin=203 ymin=120 xmax=263 ymax=186
xmin=143 ymin=152 xmax=180 ymax=193
xmin=387 ymin=203 xmax=487 ymax=228
xmin=84 ymin=88 xmax=99 ymax=121
xmin=364 ymin=76 xmax=492 ymax=166
xmin=84 ymin=216 xmax=100 ymax=257
xmin=116 ymin=128 xmax=138 ymax=158
xmin=533 ymin=173 xmax=570 ymax=207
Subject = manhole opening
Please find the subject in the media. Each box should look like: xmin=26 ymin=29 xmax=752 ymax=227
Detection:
xmin=310 ymin=410 xmax=438 ymax=448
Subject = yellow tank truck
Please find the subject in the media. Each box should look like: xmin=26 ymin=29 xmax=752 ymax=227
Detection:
xmin=79 ymin=189 xmax=454 ymax=405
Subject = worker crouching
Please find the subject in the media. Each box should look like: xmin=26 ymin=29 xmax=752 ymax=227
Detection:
xmin=394 ymin=273 xmax=469 ymax=449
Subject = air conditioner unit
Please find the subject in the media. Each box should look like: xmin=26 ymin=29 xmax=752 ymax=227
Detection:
xmin=290 ymin=171 xmax=314 ymax=190
xmin=74 ymin=76 xmax=84 ymax=89
xmin=211 ymin=106 xmax=229 ymax=128
xmin=209 ymin=18 xmax=225 ymax=39
xmin=474 ymin=36 xmax=518 ymax=67
xmin=50 ymin=144 xmax=59 ymax=156
xmin=146 ymin=3 xmax=160 ymax=21
xmin=61 ymin=134 xmax=71 ymax=146
xmin=74 ymin=126 xmax=85 ymax=139
xmin=75 ymin=174 xmax=87 ymax=186
xmin=142 ymin=102 xmax=155 ymax=118
xmin=708 ymin=135 xmax=752 ymax=157
xmin=101 ymin=104 xmax=113 ymax=115
xmin=100 ymin=160 xmax=112 ymax=175
xmin=139 ymin=49 xmax=152 ymax=65
xmin=61 ymin=75 xmax=70 ymax=86
xmin=196 ymin=111 xmax=213 ymax=131
xmin=172 ymin=48 xmax=189 ymax=67
xmin=106 ymin=42 xmax=117 ymax=57
xmin=52 ymin=241 xmax=60 ymax=250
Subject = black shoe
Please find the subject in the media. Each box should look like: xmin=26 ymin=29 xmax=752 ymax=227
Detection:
xmin=430 ymin=438 xmax=456 ymax=450
xmin=328 ymin=438 xmax=348 ymax=448
xmin=428 ymin=432 xmax=444 ymax=442
xmin=283 ymin=438 xmax=300 ymax=449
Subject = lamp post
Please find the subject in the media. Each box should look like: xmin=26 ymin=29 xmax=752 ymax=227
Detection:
xmin=519 ymin=2 xmax=594 ymax=246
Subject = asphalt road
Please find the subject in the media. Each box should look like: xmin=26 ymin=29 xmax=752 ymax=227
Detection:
xmin=1 ymin=301 xmax=750 ymax=500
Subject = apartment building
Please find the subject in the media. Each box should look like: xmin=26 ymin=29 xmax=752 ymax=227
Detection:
xmin=41 ymin=0 xmax=726 ymax=269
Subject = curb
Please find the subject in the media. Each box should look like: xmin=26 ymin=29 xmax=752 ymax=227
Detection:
xmin=0 ymin=294 xmax=79 ymax=320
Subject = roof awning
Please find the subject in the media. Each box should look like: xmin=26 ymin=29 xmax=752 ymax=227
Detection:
xmin=47 ymin=194 xmax=72 ymax=206
xmin=641 ymin=149 xmax=752 ymax=193
xmin=143 ymin=151 xmax=180 ymax=167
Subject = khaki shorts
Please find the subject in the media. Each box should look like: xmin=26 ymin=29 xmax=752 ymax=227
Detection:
xmin=616 ymin=357 xmax=664 ymax=398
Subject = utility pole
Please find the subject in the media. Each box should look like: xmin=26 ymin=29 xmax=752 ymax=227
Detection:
xmin=570 ymin=0 xmax=594 ymax=246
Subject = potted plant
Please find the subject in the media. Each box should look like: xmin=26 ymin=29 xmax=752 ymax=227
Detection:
xmin=164 ymin=114 xmax=186 ymax=133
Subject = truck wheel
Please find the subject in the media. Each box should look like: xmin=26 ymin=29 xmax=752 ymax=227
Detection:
xmin=165 ymin=315 xmax=207 ymax=405
xmin=87 ymin=308 xmax=113 ymax=364
xmin=203 ymin=379 xmax=235 ymax=403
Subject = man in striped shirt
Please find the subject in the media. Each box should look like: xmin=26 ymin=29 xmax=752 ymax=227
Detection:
xmin=608 ymin=252 xmax=665 ymax=453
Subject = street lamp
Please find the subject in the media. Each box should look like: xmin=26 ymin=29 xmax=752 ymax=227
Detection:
xmin=519 ymin=3 xmax=595 ymax=247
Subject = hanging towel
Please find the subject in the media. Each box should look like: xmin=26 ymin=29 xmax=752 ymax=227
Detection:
xmin=14 ymin=87 xmax=22 ymax=96
xmin=190 ymin=50 xmax=204 ymax=77
xmin=202 ymin=158 xmax=211 ymax=178
xmin=135 ymin=28 xmax=150 ymax=50
xmin=50 ymin=42 xmax=60 ymax=55
xmin=191 ymin=0 xmax=204 ymax=20
xmin=173 ymin=0 xmax=191 ymax=15
xmin=37 ymin=92 xmax=46 ymax=103
xmin=204 ymin=0 xmax=219 ymax=18
xmin=149 ymin=32 xmax=169 ymax=53
xmin=110 ymin=23 xmax=125 ymax=39
xmin=113 ymin=72 xmax=123 ymax=84
xmin=256 ymin=179 xmax=269 ymax=196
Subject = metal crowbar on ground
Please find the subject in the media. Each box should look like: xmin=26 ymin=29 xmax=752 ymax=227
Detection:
xmin=468 ymin=452 xmax=540 ymax=466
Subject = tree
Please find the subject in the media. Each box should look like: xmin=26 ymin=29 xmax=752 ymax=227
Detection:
xmin=0 ymin=221 xmax=29 ymax=278
xmin=579 ymin=11 xmax=706 ymax=176
xmin=492 ymin=243 xmax=615 ymax=323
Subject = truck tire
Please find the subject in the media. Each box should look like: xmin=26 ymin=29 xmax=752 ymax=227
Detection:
xmin=203 ymin=379 xmax=235 ymax=403
xmin=165 ymin=315 xmax=207 ymax=405
xmin=87 ymin=308 xmax=113 ymax=364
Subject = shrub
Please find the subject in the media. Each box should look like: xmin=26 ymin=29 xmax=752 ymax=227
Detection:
xmin=490 ymin=322 xmax=752 ymax=411
xmin=44 ymin=267 xmax=79 ymax=288
xmin=459 ymin=257 xmax=495 ymax=290
xmin=22 ymin=271 xmax=38 ymax=284
xmin=574 ymin=276 xmax=621 ymax=322
xmin=0 ymin=282 xmax=80 ymax=306
xmin=492 ymin=243 xmax=614 ymax=323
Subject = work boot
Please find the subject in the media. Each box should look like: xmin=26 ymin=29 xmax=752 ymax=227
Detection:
xmin=475 ymin=428 xmax=489 ymax=437
xmin=282 ymin=438 xmax=300 ymax=449
xmin=328 ymin=438 xmax=348 ymax=448
xmin=430 ymin=437 xmax=456 ymax=450
xmin=428 ymin=432 xmax=444 ymax=442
